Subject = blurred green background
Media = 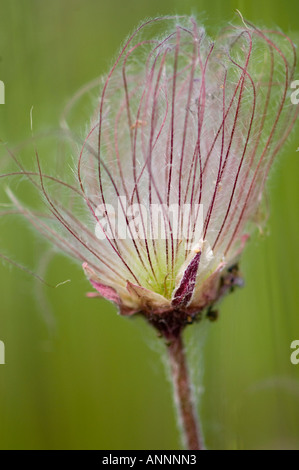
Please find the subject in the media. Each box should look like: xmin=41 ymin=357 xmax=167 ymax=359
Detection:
xmin=0 ymin=0 xmax=298 ymax=450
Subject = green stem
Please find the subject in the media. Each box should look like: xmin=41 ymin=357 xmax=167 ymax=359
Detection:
xmin=167 ymin=332 xmax=204 ymax=450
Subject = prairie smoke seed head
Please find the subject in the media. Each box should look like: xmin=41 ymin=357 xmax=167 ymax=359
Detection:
xmin=5 ymin=16 xmax=298 ymax=338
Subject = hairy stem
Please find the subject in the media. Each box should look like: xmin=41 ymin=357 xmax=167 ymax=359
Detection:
xmin=167 ymin=332 xmax=204 ymax=450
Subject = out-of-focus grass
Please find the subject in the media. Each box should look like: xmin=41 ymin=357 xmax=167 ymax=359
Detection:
xmin=0 ymin=0 xmax=298 ymax=450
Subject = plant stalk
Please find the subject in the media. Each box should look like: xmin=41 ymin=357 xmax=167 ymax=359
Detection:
xmin=167 ymin=331 xmax=204 ymax=450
